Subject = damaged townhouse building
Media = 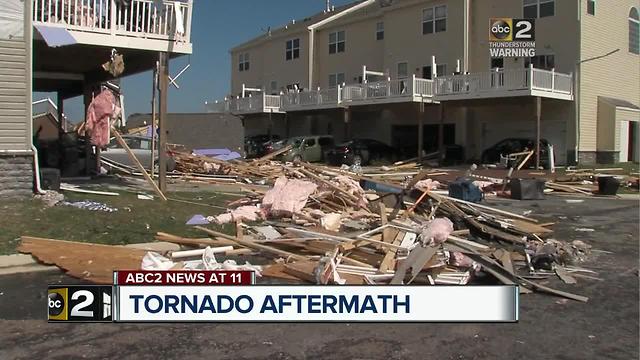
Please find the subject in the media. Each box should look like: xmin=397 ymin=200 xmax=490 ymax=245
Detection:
xmin=208 ymin=0 xmax=640 ymax=165
xmin=0 ymin=0 xmax=194 ymax=196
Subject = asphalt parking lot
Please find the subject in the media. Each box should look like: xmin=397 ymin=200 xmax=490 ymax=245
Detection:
xmin=0 ymin=196 xmax=637 ymax=360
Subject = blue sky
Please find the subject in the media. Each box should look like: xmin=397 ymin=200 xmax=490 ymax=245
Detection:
xmin=42 ymin=0 xmax=354 ymax=123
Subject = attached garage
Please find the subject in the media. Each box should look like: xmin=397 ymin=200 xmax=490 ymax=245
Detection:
xmin=596 ymin=97 xmax=640 ymax=163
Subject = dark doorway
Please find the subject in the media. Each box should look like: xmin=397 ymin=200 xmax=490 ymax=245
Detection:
xmin=422 ymin=66 xmax=432 ymax=80
xmin=391 ymin=124 xmax=455 ymax=157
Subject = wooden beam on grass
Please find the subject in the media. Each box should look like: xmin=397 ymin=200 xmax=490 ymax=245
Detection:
xmin=110 ymin=126 xmax=167 ymax=200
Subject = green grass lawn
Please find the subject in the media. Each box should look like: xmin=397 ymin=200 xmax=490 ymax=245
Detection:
xmin=0 ymin=190 xmax=236 ymax=255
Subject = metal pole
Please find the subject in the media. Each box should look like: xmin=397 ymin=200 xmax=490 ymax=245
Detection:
xmin=535 ymin=96 xmax=541 ymax=169
xmin=158 ymin=52 xmax=169 ymax=192
xmin=438 ymin=103 xmax=445 ymax=166
xmin=418 ymin=102 xmax=424 ymax=162
xmin=150 ymin=62 xmax=158 ymax=178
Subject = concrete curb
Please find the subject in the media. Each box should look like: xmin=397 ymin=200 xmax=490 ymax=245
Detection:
xmin=0 ymin=242 xmax=181 ymax=276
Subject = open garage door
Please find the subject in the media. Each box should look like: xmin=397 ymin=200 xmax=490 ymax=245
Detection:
xmin=480 ymin=120 xmax=567 ymax=165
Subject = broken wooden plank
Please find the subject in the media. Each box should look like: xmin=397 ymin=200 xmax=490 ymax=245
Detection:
xmin=18 ymin=236 xmax=147 ymax=284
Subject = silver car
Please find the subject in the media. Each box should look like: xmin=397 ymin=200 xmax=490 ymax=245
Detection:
xmin=102 ymin=135 xmax=175 ymax=171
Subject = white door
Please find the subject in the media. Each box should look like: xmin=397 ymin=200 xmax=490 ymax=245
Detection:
xmin=619 ymin=121 xmax=630 ymax=162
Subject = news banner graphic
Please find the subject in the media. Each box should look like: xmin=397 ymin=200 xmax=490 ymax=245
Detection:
xmin=49 ymin=271 xmax=519 ymax=323
xmin=489 ymin=18 xmax=536 ymax=58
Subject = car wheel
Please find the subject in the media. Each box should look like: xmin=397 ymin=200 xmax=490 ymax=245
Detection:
xmin=167 ymin=158 xmax=176 ymax=172
xmin=293 ymin=155 xmax=302 ymax=163
xmin=352 ymin=154 xmax=363 ymax=166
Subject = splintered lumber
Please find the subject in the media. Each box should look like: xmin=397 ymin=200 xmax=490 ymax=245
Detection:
xmin=59 ymin=185 xmax=120 ymax=196
xmin=379 ymin=231 xmax=406 ymax=272
xmin=18 ymin=237 xmax=147 ymax=284
xmin=288 ymin=227 xmax=405 ymax=250
xmin=391 ymin=245 xmax=438 ymax=284
xmin=298 ymin=167 xmax=360 ymax=205
xmin=196 ymin=226 xmax=308 ymax=262
xmin=433 ymin=192 xmax=539 ymax=223
xmin=111 ymin=127 xmax=167 ymax=200
xmin=447 ymin=237 xmax=588 ymax=302
xmin=155 ymin=232 xmax=237 ymax=247
xmin=253 ymin=144 xmax=293 ymax=162
xmin=516 ymin=151 xmax=534 ymax=171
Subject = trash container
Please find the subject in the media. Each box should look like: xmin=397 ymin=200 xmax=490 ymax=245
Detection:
xmin=597 ymin=176 xmax=620 ymax=195
xmin=510 ymin=178 xmax=545 ymax=200
xmin=39 ymin=168 xmax=61 ymax=191
xmin=449 ymin=177 xmax=483 ymax=203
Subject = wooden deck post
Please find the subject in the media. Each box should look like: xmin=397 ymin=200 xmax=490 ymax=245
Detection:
xmin=150 ymin=62 xmax=158 ymax=178
xmin=158 ymin=52 xmax=169 ymax=192
xmin=535 ymin=96 xmax=541 ymax=169
xmin=418 ymin=102 xmax=424 ymax=162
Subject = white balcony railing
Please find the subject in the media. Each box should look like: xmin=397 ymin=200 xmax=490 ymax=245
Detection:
xmin=434 ymin=67 xmax=573 ymax=99
xmin=207 ymin=68 xmax=573 ymax=114
xmin=33 ymin=0 xmax=192 ymax=42
xmin=281 ymin=87 xmax=341 ymax=110
xmin=343 ymin=76 xmax=434 ymax=103
xmin=207 ymin=94 xmax=281 ymax=114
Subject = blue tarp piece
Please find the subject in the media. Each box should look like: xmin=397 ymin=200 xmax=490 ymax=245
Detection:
xmin=193 ymin=148 xmax=243 ymax=161
xmin=186 ymin=214 xmax=209 ymax=225
xmin=35 ymin=25 xmax=76 ymax=47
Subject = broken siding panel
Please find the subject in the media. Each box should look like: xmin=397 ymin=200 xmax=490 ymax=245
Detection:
xmin=0 ymin=0 xmax=30 ymax=151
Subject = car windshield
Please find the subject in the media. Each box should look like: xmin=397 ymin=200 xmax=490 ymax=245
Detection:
xmin=285 ymin=138 xmax=303 ymax=147
xmin=337 ymin=141 xmax=353 ymax=147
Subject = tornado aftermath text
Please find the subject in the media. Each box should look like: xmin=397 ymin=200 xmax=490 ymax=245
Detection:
xmin=129 ymin=294 xmax=411 ymax=315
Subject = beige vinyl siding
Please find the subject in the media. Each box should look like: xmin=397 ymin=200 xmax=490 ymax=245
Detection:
xmin=580 ymin=0 xmax=640 ymax=151
xmin=230 ymin=29 xmax=309 ymax=95
xmin=0 ymin=29 xmax=30 ymax=151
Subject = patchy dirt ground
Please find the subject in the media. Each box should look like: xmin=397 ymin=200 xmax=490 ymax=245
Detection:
xmin=0 ymin=196 xmax=637 ymax=359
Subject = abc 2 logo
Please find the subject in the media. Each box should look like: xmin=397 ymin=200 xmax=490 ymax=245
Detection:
xmin=489 ymin=18 xmax=535 ymax=42
xmin=48 ymin=285 xmax=113 ymax=322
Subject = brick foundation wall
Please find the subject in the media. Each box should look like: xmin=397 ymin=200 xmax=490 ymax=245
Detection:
xmin=578 ymin=151 xmax=620 ymax=165
xmin=595 ymin=151 xmax=619 ymax=164
xmin=578 ymin=151 xmax=597 ymax=165
xmin=0 ymin=153 xmax=34 ymax=197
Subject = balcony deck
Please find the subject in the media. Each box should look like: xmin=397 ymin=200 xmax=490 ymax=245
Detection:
xmin=208 ymin=69 xmax=573 ymax=114
xmin=433 ymin=68 xmax=573 ymax=101
xmin=33 ymin=0 xmax=192 ymax=54
xmin=206 ymin=94 xmax=284 ymax=115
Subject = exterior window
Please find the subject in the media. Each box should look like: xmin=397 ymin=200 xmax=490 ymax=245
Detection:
xmin=524 ymin=0 xmax=554 ymax=19
xmin=329 ymin=31 xmax=345 ymax=54
xmin=435 ymin=6 xmax=447 ymax=32
xmin=238 ymin=53 xmax=249 ymax=72
xmin=422 ymin=9 xmax=434 ymax=34
xmin=422 ymin=5 xmax=447 ymax=34
xmin=423 ymin=5 xmax=447 ymax=34
xmin=436 ymin=64 xmax=447 ymax=76
xmin=397 ymin=62 xmax=408 ymax=78
xmin=630 ymin=8 xmax=640 ymax=54
xmin=286 ymin=38 xmax=300 ymax=60
xmin=329 ymin=73 xmax=345 ymax=88
xmin=491 ymin=58 xmax=504 ymax=69
xmin=525 ymin=54 xmax=555 ymax=70
xmin=270 ymin=81 xmax=278 ymax=94
xmin=376 ymin=22 xmax=384 ymax=40
xmin=587 ymin=0 xmax=595 ymax=15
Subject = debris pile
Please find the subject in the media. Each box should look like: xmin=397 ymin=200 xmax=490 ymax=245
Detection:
xmin=137 ymin=164 xmax=593 ymax=302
